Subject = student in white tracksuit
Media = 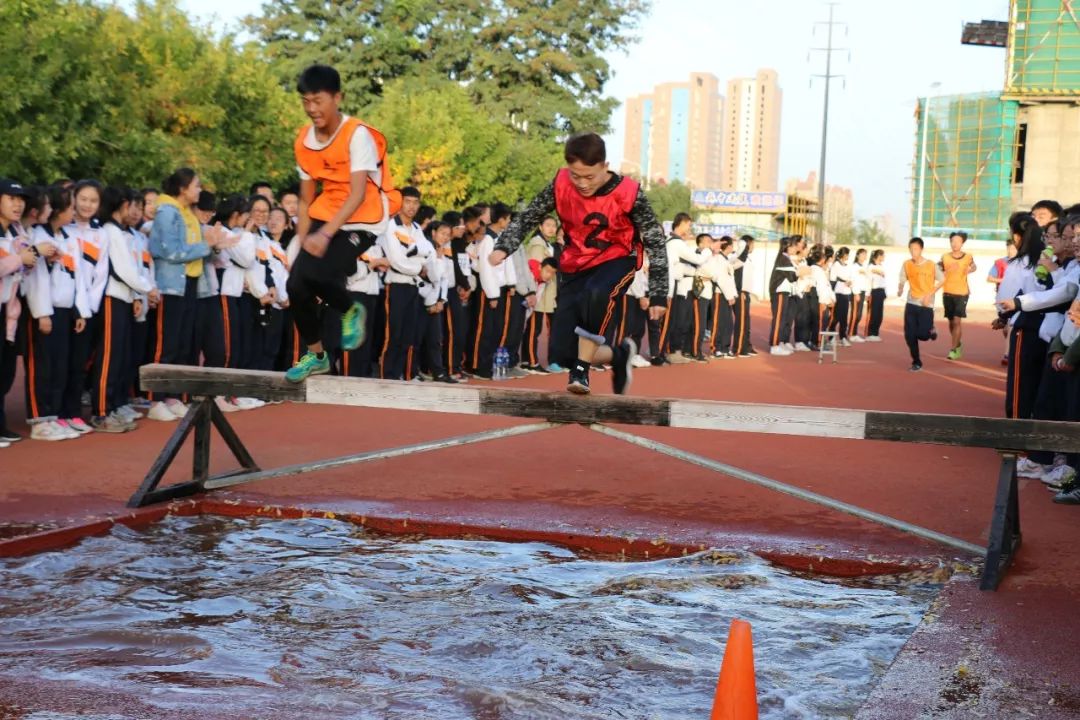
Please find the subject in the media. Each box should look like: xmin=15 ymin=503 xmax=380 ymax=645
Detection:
xmin=417 ymin=220 xmax=457 ymax=383
xmin=828 ymin=247 xmax=854 ymax=345
xmin=708 ymin=237 xmax=739 ymax=358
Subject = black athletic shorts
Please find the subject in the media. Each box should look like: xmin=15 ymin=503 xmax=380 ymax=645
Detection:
xmin=549 ymin=255 xmax=638 ymax=367
xmin=943 ymin=293 xmax=968 ymax=319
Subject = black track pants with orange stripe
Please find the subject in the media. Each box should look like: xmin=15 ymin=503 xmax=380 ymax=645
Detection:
xmin=733 ymin=292 xmax=753 ymax=355
xmin=342 ymin=292 xmax=377 ymax=378
xmin=23 ymin=307 xmax=72 ymax=420
xmin=91 ymin=296 xmax=133 ymax=418
xmin=472 ymin=287 xmax=511 ymax=377
xmin=505 ymin=293 xmax=528 ymax=367
xmin=380 ymin=283 xmax=422 ymax=380
xmin=445 ymin=290 xmax=470 ymax=375
xmin=1005 ymin=322 xmax=1048 ymax=419
xmin=709 ymin=296 xmax=734 ymax=354
xmin=0 ymin=303 xmax=15 ymax=432
xmin=648 ymin=298 xmax=672 ymax=360
xmin=150 ymin=277 xmax=200 ymax=401
xmin=522 ymin=310 xmax=552 ymax=369
xmin=769 ymin=292 xmax=793 ymax=348
xmin=549 ymin=256 xmax=636 ymax=368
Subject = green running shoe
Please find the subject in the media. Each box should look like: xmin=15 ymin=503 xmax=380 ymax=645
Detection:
xmin=947 ymin=345 xmax=963 ymax=361
xmin=285 ymin=351 xmax=331 ymax=383
xmin=341 ymin=301 xmax=367 ymax=351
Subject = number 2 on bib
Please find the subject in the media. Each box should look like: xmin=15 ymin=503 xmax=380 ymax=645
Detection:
xmin=583 ymin=212 xmax=611 ymax=250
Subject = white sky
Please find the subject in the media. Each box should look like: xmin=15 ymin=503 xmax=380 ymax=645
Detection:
xmin=181 ymin=0 xmax=1010 ymax=231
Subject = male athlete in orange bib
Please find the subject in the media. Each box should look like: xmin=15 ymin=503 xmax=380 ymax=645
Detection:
xmin=489 ymin=133 xmax=668 ymax=395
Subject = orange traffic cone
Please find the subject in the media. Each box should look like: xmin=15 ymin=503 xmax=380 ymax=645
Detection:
xmin=709 ymin=619 xmax=758 ymax=720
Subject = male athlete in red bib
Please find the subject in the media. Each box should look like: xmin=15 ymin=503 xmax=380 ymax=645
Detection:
xmin=489 ymin=133 xmax=668 ymax=395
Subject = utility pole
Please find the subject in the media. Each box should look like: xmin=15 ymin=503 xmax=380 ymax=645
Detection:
xmin=811 ymin=3 xmax=847 ymax=243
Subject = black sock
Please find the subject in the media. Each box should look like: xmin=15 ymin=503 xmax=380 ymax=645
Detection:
xmin=573 ymin=359 xmax=589 ymax=375
xmin=315 ymin=351 xmax=326 ymax=360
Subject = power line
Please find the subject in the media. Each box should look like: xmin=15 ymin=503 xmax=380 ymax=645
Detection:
xmin=810 ymin=3 xmax=848 ymax=241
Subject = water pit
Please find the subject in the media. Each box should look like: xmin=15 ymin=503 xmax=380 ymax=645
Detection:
xmin=0 ymin=515 xmax=941 ymax=719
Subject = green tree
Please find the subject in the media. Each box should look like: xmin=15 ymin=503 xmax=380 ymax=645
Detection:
xmin=0 ymin=0 xmax=301 ymax=191
xmin=364 ymin=78 xmax=562 ymax=209
xmin=642 ymin=179 xmax=698 ymax=223
xmin=246 ymin=0 xmax=649 ymax=138
xmin=854 ymin=219 xmax=893 ymax=246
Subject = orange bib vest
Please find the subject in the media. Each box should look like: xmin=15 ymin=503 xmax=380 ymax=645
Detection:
xmin=294 ymin=117 xmax=402 ymax=225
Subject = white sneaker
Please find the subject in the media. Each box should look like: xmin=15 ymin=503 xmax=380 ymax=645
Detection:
xmin=52 ymin=419 xmax=81 ymax=440
xmin=770 ymin=345 xmax=793 ymax=356
xmin=1053 ymin=453 xmax=1068 ymax=467
xmin=783 ymin=342 xmax=796 ymax=351
xmin=794 ymin=342 xmax=811 ymax=352
xmin=147 ymin=402 xmax=179 ymax=422
xmin=630 ymin=354 xmax=651 ymax=368
xmin=115 ymin=405 xmax=140 ymax=424
xmin=851 ymin=336 xmax=866 ymax=343
xmin=1016 ymin=457 xmax=1047 ymax=479
xmin=840 ymin=338 xmax=853 ymax=347
xmin=165 ymin=400 xmax=189 ymax=418
xmin=1041 ymin=464 xmax=1077 ymax=489
xmin=216 ymin=396 xmax=240 ymax=413
xmin=0 ymin=439 xmax=9 ymax=448
xmin=31 ymin=422 xmax=67 ymax=441
xmin=233 ymin=397 xmax=265 ymax=410
xmin=866 ymin=335 xmax=882 ymax=343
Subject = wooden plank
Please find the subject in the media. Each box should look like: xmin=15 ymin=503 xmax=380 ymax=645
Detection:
xmin=137 ymin=364 xmax=1080 ymax=453
xmin=669 ymin=400 xmax=865 ymax=439
xmin=305 ymin=375 xmax=481 ymax=414
xmin=864 ymin=411 xmax=1080 ymax=453
xmin=140 ymin=365 xmax=305 ymax=402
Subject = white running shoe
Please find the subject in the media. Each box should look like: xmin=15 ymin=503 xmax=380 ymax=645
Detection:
xmin=1041 ymin=464 xmax=1077 ymax=489
xmin=147 ymin=402 xmax=179 ymax=422
xmin=840 ymin=338 xmax=853 ymax=348
xmin=783 ymin=342 xmax=796 ymax=352
xmin=770 ymin=345 xmax=793 ymax=356
xmin=630 ymin=354 xmax=651 ymax=369
xmin=851 ymin=336 xmax=866 ymax=343
xmin=31 ymin=422 xmax=68 ymax=441
xmin=165 ymin=400 xmax=189 ymax=418
xmin=866 ymin=335 xmax=882 ymax=343
xmin=216 ymin=396 xmax=240 ymax=413
xmin=115 ymin=405 xmax=140 ymax=424
xmin=232 ymin=397 xmax=264 ymax=410
xmin=1016 ymin=457 xmax=1047 ymax=479
xmin=52 ymin=419 xmax=81 ymax=440
xmin=794 ymin=342 xmax=811 ymax=352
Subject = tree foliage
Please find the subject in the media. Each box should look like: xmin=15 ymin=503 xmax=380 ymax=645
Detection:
xmin=642 ymin=179 xmax=698 ymax=223
xmin=0 ymin=0 xmax=301 ymax=190
xmin=854 ymin=219 xmax=893 ymax=246
xmin=365 ymin=78 xmax=562 ymax=208
xmin=246 ymin=0 xmax=649 ymax=139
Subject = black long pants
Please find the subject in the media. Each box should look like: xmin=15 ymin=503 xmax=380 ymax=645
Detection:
xmin=549 ymin=257 xmax=635 ymax=368
xmin=251 ymin=305 xmax=284 ymax=372
xmin=220 ymin=295 xmax=242 ymax=369
xmin=63 ymin=310 xmax=93 ymax=418
xmin=709 ymin=296 xmax=734 ymax=354
xmin=867 ymin=288 xmax=886 ymax=337
xmin=1005 ymin=323 xmax=1048 ymax=419
xmin=418 ymin=306 xmax=447 ymax=378
xmin=686 ymin=297 xmax=708 ymax=356
xmin=445 ymin=291 xmax=470 ymax=375
xmin=619 ymin=296 xmax=647 ymax=354
xmin=505 ymin=295 xmax=528 ymax=367
xmin=286 ymin=230 xmax=361 ymax=347
xmin=23 ymin=307 xmax=72 ymax=421
xmin=91 ymin=296 xmax=133 ymax=418
xmin=805 ymin=292 xmax=820 ymax=347
xmin=471 ymin=287 xmax=511 ymax=376
xmin=380 ymin=283 xmax=421 ymax=380
xmin=648 ymin=298 xmax=673 ymax=360
xmin=733 ymin=292 xmax=753 ymax=355
xmin=903 ymin=303 xmax=934 ymax=365
xmin=830 ymin=294 xmax=851 ymax=340
xmin=522 ymin=310 xmax=552 ymax=367
xmin=0 ymin=303 xmax=15 ymax=432
xmin=150 ymin=276 xmax=199 ymax=401
xmin=849 ymin=292 xmax=866 ymax=338
xmin=793 ymin=294 xmax=813 ymax=346
xmin=1030 ymin=356 xmax=1070 ymax=465
xmin=193 ymin=294 xmax=226 ymax=369
xmin=769 ymin=293 xmax=792 ymax=348
xmin=670 ymin=294 xmax=694 ymax=355
xmin=342 ymin=292 xmax=377 ymax=378
xmin=126 ymin=317 xmax=149 ymax=403
xmin=277 ymin=309 xmax=302 ymax=372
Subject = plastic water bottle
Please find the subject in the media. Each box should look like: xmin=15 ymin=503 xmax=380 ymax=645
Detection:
xmin=494 ymin=347 xmax=509 ymax=380
xmin=1035 ymin=247 xmax=1055 ymax=282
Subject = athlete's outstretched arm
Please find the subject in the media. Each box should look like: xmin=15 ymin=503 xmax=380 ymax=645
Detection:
xmin=491 ymin=183 xmax=556 ymax=261
xmin=628 ymin=189 xmax=669 ymax=310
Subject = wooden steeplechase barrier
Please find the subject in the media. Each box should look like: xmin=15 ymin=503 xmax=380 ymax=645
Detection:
xmin=134 ymin=364 xmax=1080 ymax=590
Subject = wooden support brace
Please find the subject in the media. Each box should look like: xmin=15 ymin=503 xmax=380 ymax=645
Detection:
xmin=980 ymin=453 xmax=1022 ymax=591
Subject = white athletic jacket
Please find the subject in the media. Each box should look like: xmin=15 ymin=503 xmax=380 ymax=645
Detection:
xmin=102 ymin=222 xmax=154 ymax=303
xmin=214 ymin=228 xmax=258 ymax=298
xmin=346 ymin=244 xmax=384 ymax=295
xmin=67 ymin=220 xmax=110 ymax=315
xmin=26 ymin=225 xmax=91 ymax=319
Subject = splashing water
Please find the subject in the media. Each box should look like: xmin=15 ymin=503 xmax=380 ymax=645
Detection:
xmin=0 ymin=515 xmax=940 ymax=719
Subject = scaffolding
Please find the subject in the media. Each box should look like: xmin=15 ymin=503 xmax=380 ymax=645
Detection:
xmin=911 ymin=92 xmax=1019 ymax=242
xmin=1006 ymin=0 xmax=1080 ymax=97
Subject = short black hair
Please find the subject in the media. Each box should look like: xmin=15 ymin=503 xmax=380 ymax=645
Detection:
xmin=564 ymin=133 xmax=606 ymax=165
xmin=696 ymin=233 xmax=712 ymax=246
xmin=948 ymin=231 xmax=968 ymax=242
xmin=416 ymin=205 xmax=437 ymax=225
xmin=462 ymin=206 xmax=484 ymax=224
xmin=163 ymin=168 xmax=197 ymax=197
xmin=719 ymin=237 xmax=734 ymax=252
xmin=249 ymin=181 xmax=273 ymax=195
xmin=909 ymin=237 xmax=925 ymax=249
xmin=279 ymin=187 xmax=299 ymax=199
xmin=140 ymin=187 xmax=159 ymax=200
xmin=97 ymin=186 xmax=129 ymax=223
xmin=297 ymin=64 xmax=341 ymax=95
xmin=672 ymin=213 xmax=693 ymax=230
xmin=541 ymin=257 xmax=558 ymax=270
xmin=47 ymin=185 xmax=74 ymax=218
xmin=196 ymin=190 xmax=217 ymax=213
xmin=740 ymin=234 xmax=755 ymax=243
xmin=1032 ymin=200 xmax=1063 ymax=218
xmin=835 ymin=246 xmax=850 ymax=261
xmin=441 ymin=210 xmax=462 ymax=226
xmin=401 ymin=186 xmax=421 ymax=200
xmin=490 ymin=202 xmax=513 ymax=225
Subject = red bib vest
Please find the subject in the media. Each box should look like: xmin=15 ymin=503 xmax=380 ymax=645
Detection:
xmin=553 ymin=169 xmax=640 ymax=274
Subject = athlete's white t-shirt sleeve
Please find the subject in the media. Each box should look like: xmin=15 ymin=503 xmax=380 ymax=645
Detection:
xmin=350 ymin=127 xmax=379 ymax=174
xmin=297 ymin=165 xmax=311 ymax=181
